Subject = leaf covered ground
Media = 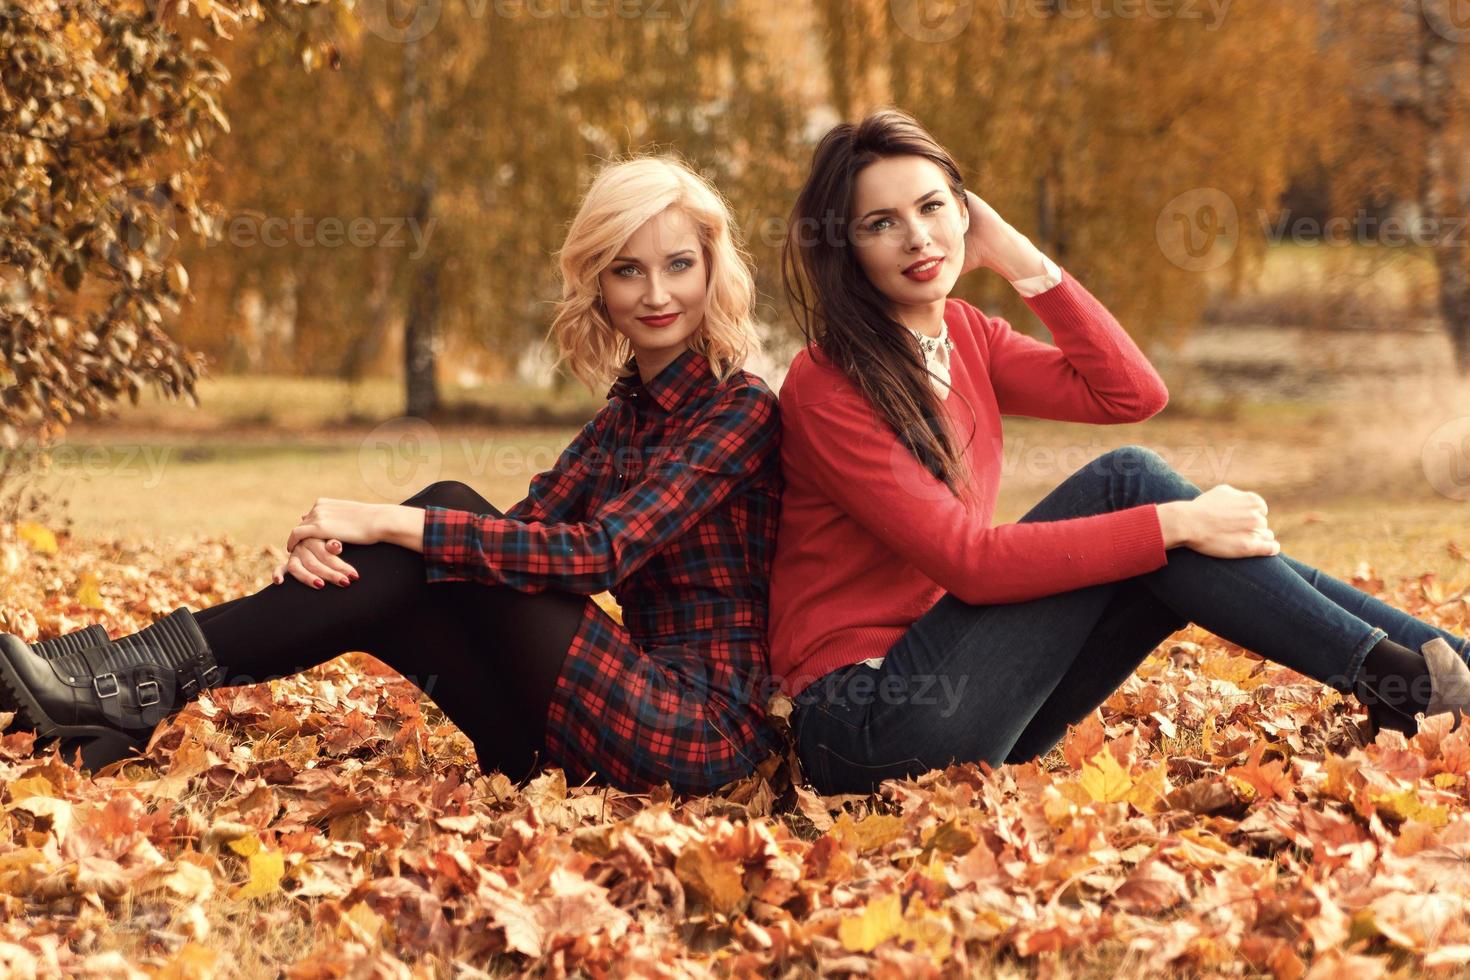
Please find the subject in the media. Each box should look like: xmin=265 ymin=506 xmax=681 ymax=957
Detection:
xmin=2 ymin=522 xmax=1470 ymax=978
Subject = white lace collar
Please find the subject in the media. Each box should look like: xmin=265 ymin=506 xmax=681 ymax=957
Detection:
xmin=906 ymin=319 xmax=954 ymax=399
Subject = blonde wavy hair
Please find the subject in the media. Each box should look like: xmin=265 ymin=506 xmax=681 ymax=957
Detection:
xmin=548 ymin=155 xmax=760 ymax=391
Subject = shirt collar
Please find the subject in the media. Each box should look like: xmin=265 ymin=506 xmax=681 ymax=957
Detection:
xmin=604 ymin=346 xmax=714 ymax=413
xmin=906 ymin=318 xmax=949 ymax=349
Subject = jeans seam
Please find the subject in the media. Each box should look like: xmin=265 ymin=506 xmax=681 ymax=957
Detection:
xmin=1344 ymin=626 xmax=1389 ymax=693
xmin=1202 ymin=555 xmax=1383 ymax=693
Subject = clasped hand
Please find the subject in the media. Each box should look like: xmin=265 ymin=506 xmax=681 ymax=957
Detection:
xmin=271 ymin=497 xmax=387 ymax=589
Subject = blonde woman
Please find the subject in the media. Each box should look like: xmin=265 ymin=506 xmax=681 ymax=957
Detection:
xmin=1 ymin=155 xmax=787 ymax=795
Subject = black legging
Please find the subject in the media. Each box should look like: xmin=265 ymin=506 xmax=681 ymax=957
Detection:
xmin=190 ymin=482 xmax=585 ymax=782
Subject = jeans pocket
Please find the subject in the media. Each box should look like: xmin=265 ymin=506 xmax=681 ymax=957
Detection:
xmin=801 ymin=661 xmax=881 ymax=734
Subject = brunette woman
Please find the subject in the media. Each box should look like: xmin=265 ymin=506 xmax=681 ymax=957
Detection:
xmin=1 ymin=155 xmax=785 ymax=796
xmin=771 ymin=108 xmax=1470 ymax=796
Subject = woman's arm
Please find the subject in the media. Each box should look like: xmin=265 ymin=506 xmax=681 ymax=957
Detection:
xmin=501 ymin=414 xmax=603 ymax=524
xmin=782 ymin=380 xmax=1168 ymax=606
xmin=970 ymin=269 xmax=1170 ymax=424
xmin=375 ymin=413 xmax=607 ymax=553
xmin=395 ymin=382 xmax=779 ymax=593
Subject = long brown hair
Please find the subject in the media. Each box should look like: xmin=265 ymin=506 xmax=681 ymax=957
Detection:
xmin=781 ymin=107 xmax=976 ymax=497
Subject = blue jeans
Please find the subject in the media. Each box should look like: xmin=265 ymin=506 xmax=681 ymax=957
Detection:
xmin=791 ymin=445 xmax=1470 ymax=796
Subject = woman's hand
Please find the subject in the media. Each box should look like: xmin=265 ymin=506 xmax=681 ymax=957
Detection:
xmin=1161 ymin=486 xmax=1280 ymax=558
xmin=285 ymin=498 xmax=389 ymax=553
xmin=272 ymin=537 xmax=360 ymax=589
xmin=959 ymin=190 xmax=1048 ymax=280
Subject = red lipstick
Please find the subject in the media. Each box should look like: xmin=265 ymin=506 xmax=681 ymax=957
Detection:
xmin=903 ymin=255 xmax=944 ymax=281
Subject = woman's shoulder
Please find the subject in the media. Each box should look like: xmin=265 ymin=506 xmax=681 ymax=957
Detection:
xmin=944 ymin=296 xmax=985 ymax=337
xmin=779 ymin=345 xmax=859 ymax=409
xmin=709 ymin=365 xmax=779 ymax=417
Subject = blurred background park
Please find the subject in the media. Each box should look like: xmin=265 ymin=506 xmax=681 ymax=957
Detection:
xmin=4 ymin=0 xmax=1470 ymax=586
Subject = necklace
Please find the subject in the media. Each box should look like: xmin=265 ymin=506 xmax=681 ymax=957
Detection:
xmin=914 ymin=329 xmax=954 ymax=359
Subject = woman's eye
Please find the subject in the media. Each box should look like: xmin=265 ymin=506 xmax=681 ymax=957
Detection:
xmin=614 ymin=265 xmax=641 ymax=278
xmin=868 ymin=218 xmax=892 ymax=232
xmin=922 ymin=200 xmax=943 ymax=213
xmin=669 ymin=257 xmax=694 ymax=272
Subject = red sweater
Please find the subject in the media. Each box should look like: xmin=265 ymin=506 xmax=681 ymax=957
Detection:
xmin=768 ymin=267 xmax=1173 ymax=698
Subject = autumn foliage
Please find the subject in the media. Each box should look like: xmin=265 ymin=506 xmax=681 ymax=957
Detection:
xmin=0 ymin=521 xmax=1466 ymax=976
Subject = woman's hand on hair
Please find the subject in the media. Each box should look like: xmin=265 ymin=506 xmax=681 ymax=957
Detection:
xmin=960 ymin=190 xmax=1048 ymax=281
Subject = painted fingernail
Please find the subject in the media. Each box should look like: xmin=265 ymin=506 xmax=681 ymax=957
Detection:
xmin=338 ymin=578 xmax=349 ymax=587
xmin=349 ymin=573 xmax=359 ymax=581
xmin=314 ymin=579 xmax=323 ymax=588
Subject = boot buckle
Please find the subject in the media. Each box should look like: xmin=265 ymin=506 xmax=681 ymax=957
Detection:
xmin=94 ymin=673 xmax=120 ymax=698
xmin=136 ymin=680 xmax=161 ymax=707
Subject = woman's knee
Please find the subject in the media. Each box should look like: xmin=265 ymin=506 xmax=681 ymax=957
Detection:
xmin=1090 ymin=445 xmax=1201 ymax=501
xmin=400 ymin=480 xmax=500 ymax=514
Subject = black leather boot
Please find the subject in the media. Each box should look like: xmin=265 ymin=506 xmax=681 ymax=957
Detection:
xmin=0 ymin=607 xmax=223 ymax=770
xmin=29 ymin=624 xmax=112 ymax=660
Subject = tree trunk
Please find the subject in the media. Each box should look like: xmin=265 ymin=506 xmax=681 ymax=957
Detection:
xmin=337 ymin=248 xmax=394 ymax=382
xmin=403 ymin=200 xmax=441 ymax=419
xmin=1418 ymin=7 xmax=1470 ymax=373
xmin=394 ymin=34 xmax=442 ymax=416
xmin=1440 ymin=246 xmax=1470 ymax=372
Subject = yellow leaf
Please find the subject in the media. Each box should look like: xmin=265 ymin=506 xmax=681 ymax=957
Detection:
xmin=592 ymin=591 xmax=623 ymax=624
xmin=17 ymin=521 xmax=57 ymax=555
xmin=228 ymin=835 xmax=284 ymax=900
xmin=1078 ymin=748 xmax=1134 ymax=804
xmin=1202 ymin=711 xmax=1218 ymax=754
xmin=839 ymin=892 xmax=903 ymax=952
xmin=830 ymin=812 xmax=905 ymax=853
xmin=5 ymin=775 xmax=55 ymax=802
xmin=675 ymin=843 xmax=746 ymax=915
xmin=1372 ymin=789 xmax=1449 ymax=828
xmin=226 ymin=833 xmax=261 ymax=857
xmin=1201 ymin=652 xmax=1268 ymax=690
xmin=898 ymin=905 xmax=955 ymax=961
xmin=920 ymin=818 xmax=976 ymax=859
xmin=0 ymin=847 xmax=47 ymax=872
xmin=76 ymin=571 xmax=105 ymax=610
xmin=1125 ymin=763 xmax=1171 ymax=813
xmin=232 ymin=848 xmax=284 ymax=901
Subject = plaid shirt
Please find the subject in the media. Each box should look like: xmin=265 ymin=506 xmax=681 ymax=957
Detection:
xmin=420 ymin=347 xmax=785 ymax=794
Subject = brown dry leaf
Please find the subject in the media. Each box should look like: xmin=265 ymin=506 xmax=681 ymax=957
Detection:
xmin=4 ymin=525 xmax=1470 ymax=976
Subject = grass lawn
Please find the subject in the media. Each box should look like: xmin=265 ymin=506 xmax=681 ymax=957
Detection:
xmin=10 ymin=410 xmax=1468 ymax=594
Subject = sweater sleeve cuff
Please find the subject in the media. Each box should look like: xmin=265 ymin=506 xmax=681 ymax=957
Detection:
xmin=1009 ymin=253 xmax=1062 ymax=298
xmin=1018 ymin=264 xmax=1095 ymax=323
xmin=421 ymin=504 xmax=478 ymax=583
xmin=1108 ymin=503 xmax=1168 ymax=576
